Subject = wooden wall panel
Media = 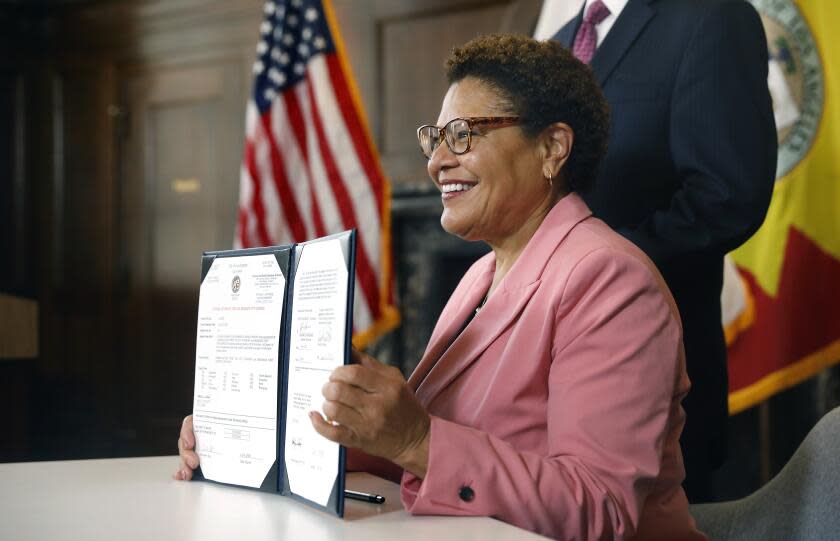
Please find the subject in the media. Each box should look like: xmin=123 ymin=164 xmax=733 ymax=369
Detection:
xmin=0 ymin=73 xmax=21 ymax=291
xmin=380 ymin=3 xmax=510 ymax=189
xmin=39 ymin=66 xmax=115 ymax=381
xmin=149 ymin=101 xmax=218 ymax=288
xmin=0 ymin=6 xmax=48 ymax=461
xmin=118 ymin=61 xmax=244 ymax=449
xmin=0 ymin=71 xmax=32 ymax=297
xmin=52 ymin=67 xmax=116 ymax=314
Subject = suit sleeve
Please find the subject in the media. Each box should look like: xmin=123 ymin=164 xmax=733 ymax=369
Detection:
xmin=400 ymin=248 xmax=684 ymax=540
xmin=621 ymin=1 xmax=777 ymax=264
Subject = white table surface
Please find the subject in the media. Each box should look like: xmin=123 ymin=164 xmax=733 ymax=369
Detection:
xmin=0 ymin=456 xmax=547 ymax=541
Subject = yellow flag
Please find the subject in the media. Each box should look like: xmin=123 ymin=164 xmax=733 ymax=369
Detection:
xmin=727 ymin=0 xmax=840 ymax=414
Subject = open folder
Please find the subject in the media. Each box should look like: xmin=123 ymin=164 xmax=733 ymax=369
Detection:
xmin=190 ymin=230 xmax=355 ymax=517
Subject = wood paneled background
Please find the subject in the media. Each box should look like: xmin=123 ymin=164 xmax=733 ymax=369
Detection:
xmin=0 ymin=0 xmax=566 ymax=460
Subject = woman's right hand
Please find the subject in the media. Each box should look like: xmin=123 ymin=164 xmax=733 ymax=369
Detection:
xmin=173 ymin=415 xmax=199 ymax=480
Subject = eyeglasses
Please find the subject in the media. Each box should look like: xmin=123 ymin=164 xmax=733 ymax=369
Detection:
xmin=416 ymin=116 xmax=521 ymax=159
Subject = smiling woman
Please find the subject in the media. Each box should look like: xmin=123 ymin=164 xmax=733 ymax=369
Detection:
xmin=177 ymin=34 xmax=707 ymax=541
xmin=428 ymin=78 xmax=561 ymax=256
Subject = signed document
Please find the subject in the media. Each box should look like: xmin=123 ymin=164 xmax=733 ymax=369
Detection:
xmin=190 ymin=231 xmax=355 ymax=517
xmin=284 ymin=238 xmax=349 ymax=506
xmin=192 ymin=252 xmax=287 ymax=488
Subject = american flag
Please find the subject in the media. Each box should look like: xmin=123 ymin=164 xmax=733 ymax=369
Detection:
xmin=237 ymin=0 xmax=399 ymax=346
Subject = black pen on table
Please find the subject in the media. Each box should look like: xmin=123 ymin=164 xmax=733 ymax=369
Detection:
xmin=344 ymin=489 xmax=385 ymax=504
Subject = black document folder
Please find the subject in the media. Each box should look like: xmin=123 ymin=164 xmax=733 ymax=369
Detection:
xmin=191 ymin=230 xmax=356 ymax=518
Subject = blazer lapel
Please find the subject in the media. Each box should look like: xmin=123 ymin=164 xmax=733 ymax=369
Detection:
xmin=591 ymin=0 xmax=656 ymax=86
xmin=407 ymin=257 xmax=494 ymax=391
xmin=414 ymin=279 xmax=541 ymax=404
xmin=413 ymin=194 xmax=593 ymax=405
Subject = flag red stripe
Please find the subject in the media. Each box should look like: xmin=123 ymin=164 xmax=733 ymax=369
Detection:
xmin=259 ymin=112 xmax=308 ymax=242
xmin=283 ymin=90 xmax=327 ymax=238
xmin=304 ymin=77 xmax=382 ymax=317
xmin=238 ymin=207 xmax=251 ymax=248
xmin=324 ymin=54 xmax=384 ymax=208
xmin=244 ymin=139 xmax=273 ymax=247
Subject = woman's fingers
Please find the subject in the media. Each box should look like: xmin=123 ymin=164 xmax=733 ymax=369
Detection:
xmin=174 ymin=414 xmax=199 ymax=480
xmin=177 ymin=424 xmax=199 ymax=467
xmin=173 ymin=449 xmax=196 ymax=481
xmin=353 ymin=349 xmax=400 ymax=379
xmin=180 ymin=415 xmax=195 ymax=449
xmin=328 ymin=363 xmax=380 ymax=392
xmin=174 ymin=458 xmax=195 ymax=481
xmin=321 ymin=380 xmax=366 ymax=412
xmin=333 ymin=352 xmax=405 ymax=394
xmin=178 ymin=439 xmax=199 ymax=469
xmin=322 ymin=398 xmax=365 ymax=429
xmin=309 ymin=411 xmax=357 ymax=447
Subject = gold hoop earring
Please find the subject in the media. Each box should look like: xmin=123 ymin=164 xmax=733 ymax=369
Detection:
xmin=545 ymin=170 xmax=553 ymax=188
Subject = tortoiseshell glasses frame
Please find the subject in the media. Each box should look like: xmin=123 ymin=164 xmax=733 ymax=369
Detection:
xmin=416 ymin=116 xmax=521 ymax=159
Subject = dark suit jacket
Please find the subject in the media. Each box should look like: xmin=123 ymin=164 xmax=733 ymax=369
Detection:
xmin=552 ymin=0 xmax=777 ymax=472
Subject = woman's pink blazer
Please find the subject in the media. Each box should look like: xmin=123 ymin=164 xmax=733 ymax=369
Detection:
xmin=400 ymin=194 xmax=707 ymax=541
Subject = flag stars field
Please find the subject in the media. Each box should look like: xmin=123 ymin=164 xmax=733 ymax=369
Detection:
xmin=252 ymin=0 xmax=337 ymax=107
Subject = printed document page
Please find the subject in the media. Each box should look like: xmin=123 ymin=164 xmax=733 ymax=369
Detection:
xmin=193 ymin=254 xmax=285 ymax=487
xmin=285 ymin=239 xmax=348 ymax=505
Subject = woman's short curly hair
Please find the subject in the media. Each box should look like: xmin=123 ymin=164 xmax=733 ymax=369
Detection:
xmin=446 ymin=33 xmax=610 ymax=194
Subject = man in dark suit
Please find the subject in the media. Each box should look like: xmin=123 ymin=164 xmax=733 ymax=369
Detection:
xmin=528 ymin=0 xmax=776 ymax=502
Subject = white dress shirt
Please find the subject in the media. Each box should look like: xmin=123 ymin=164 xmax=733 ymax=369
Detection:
xmin=533 ymin=0 xmax=629 ymax=46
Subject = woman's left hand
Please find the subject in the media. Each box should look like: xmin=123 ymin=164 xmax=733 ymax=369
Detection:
xmin=310 ymin=349 xmax=430 ymax=478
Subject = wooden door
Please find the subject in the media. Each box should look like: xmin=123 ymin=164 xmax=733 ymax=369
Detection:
xmin=118 ymin=63 xmax=244 ymax=451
